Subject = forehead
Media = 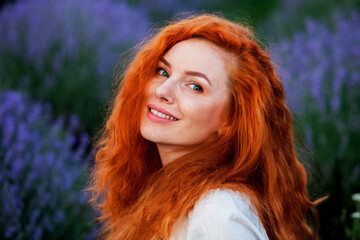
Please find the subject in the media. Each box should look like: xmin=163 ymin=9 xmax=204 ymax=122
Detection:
xmin=163 ymin=38 xmax=231 ymax=85
xmin=165 ymin=38 xmax=226 ymax=61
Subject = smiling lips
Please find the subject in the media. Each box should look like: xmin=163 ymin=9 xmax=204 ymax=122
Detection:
xmin=150 ymin=108 xmax=177 ymax=120
xmin=147 ymin=104 xmax=178 ymax=122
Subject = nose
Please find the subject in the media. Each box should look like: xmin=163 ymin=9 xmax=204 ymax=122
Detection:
xmin=155 ymin=78 xmax=175 ymax=104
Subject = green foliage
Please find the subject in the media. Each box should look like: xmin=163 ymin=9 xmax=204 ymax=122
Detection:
xmin=346 ymin=193 xmax=360 ymax=239
xmin=205 ymin=0 xmax=277 ymax=24
xmin=262 ymin=0 xmax=360 ymax=40
xmin=0 ymin=46 xmax=103 ymax=134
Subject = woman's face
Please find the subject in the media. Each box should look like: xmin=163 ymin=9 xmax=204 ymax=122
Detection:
xmin=140 ymin=38 xmax=231 ymax=151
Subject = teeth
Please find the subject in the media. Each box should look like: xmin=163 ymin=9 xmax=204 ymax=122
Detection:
xmin=150 ymin=108 xmax=177 ymax=120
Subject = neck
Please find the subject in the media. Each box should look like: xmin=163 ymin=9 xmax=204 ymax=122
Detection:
xmin=156 ymin=144 xmax=192 ymax=166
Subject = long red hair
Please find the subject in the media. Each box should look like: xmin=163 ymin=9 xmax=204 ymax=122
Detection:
xmin=89 ymin=14 xmax=319 ymax=239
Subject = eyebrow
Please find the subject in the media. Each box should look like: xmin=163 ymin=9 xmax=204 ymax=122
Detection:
xmin=185 ymin=70 xmax=211 ymax=86
xmin=160 ymin=57 xmax=212 ymax=86
xmin=160 ymin=57 xmax=171 ymax=67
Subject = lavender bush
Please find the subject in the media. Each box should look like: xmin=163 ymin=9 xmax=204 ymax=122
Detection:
xmin=0 ymin=0 xmax=149 ymax=134
xmin=261 ymin=0 xmax=358 ymax=40
xmin=272 ymin=11 xmax=360 ymax=239
xmin=0 ymin=90 xmax=96 ymax=240
xmin=129 ymin=0 xmax=209 ymax=22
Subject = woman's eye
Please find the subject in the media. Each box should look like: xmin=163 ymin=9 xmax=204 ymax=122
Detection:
xmin=188 ymin=83 xmax=203 ymax=92
xmin=158 ymin=68 xmax=169 ymax=78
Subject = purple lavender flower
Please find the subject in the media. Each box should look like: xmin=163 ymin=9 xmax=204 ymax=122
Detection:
xmin=0 ymin=0 xmax=149 ymax=76
xmin=271 ymin=13 xmax=360 ymax=239
xmin=0 ymin=0 xmax=150 ymax=135
xmin=0 ymin=90 xmax=95 ymax=239
xmin=272 ymin=11 xmax=360 ymax=122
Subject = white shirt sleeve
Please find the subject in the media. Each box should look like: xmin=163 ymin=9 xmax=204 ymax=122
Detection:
xmin=171 ymin=189 xmax=269 ymax=240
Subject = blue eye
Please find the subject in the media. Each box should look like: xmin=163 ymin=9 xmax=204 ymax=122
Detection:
xmin=188 ymin=83 xmax=203 ymax=92
xmin=158 ymin=68 xmax=169 ymax=78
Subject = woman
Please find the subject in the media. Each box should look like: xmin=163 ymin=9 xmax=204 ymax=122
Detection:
xmin=89 ymin=14 xmax=319 ymax=239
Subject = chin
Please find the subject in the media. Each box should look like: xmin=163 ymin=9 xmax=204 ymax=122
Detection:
xmin=140 ymin=124 xmax=162 ymax=143
xmin=141 ymin=132 xmax=170 ymax=145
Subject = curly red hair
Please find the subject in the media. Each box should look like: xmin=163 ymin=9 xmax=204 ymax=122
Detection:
xmin=89 ymin=14 xmax=319 ymax=240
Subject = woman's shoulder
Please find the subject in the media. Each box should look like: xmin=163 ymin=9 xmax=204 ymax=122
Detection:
xmin=171 ymin=188 xmax=269 ymax=240
xmin=195 ymin=188 xmax=254 ymax=212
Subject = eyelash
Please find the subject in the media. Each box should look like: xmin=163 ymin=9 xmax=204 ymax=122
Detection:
xmin=157 ymin=67 xmax=203 ymax=93
xmin=158 ymin=68 xmax=169 ymax=78
xmin=188 ymin=82 xmax=203 ymax=92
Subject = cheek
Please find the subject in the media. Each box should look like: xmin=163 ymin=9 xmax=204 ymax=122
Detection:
xmin=145 ymin=79 xmax=158 ymax=96
xmin=184 ymin=100 xmax=226 ymax=132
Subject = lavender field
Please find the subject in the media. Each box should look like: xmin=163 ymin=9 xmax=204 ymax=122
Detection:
xmin=0 ymin=0 xmax=359 ymax=239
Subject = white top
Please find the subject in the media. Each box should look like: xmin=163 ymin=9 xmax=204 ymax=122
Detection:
xmin=170 ymin=188 xmax=269 ymax=240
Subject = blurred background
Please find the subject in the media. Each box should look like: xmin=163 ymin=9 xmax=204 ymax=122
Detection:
xmin=0 ymin=0 xmax=359 ymax=239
